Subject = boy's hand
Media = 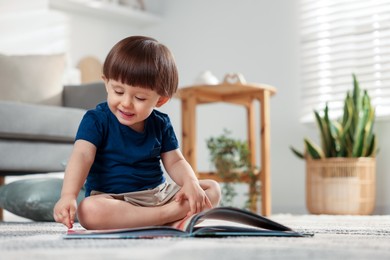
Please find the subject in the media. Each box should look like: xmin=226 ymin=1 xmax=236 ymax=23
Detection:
xmin=53 ymin=195 xmax=78 ymax=229
xmin=175 ymin=179 xmax=212 ymax=216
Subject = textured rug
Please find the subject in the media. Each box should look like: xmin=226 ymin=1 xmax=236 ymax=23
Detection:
xmin=1 ymin=214 xmax=390 ymax=260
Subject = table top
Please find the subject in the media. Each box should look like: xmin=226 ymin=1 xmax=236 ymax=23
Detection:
xmin=178 ymin=82 xmax=276 ymax=96
xmin=176 ymin=82 xmax=277 ymax=105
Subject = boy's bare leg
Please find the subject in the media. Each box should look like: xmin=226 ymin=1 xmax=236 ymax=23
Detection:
xmin=77 ymin=195 xmax=190 ymax=230
xmin=199 ymin=179 xmax=221 ymax=207
xmin=77 ymin=180 xmax=220 ymax=230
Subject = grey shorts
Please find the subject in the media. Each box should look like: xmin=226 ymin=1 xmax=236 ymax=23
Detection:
xmin=90 ymin=182 xmax=181 ymax=207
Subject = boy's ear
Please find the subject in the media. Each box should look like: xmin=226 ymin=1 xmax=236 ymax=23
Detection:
xmin=156 ymin=96 xmax=170 ymax=107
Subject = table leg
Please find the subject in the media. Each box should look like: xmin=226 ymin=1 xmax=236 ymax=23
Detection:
xmin=181 ymin=96 xmax=198 ymax=173
xmin=260 ymin=91 xmax=271 ymax=216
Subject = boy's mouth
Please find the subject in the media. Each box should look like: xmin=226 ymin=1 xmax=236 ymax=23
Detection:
xmin=119 ymin=109 xmax=135 ymax=119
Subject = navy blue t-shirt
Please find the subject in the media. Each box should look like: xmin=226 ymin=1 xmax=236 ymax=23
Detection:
xmin=75 ymin=102 xmax=179 ymax=196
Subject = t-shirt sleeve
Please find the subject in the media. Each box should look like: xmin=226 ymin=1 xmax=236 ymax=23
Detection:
xmin=160 ymin=114 xmax=179 ymax=153
xmin=75 ymin=110 xmax=105 ymax=148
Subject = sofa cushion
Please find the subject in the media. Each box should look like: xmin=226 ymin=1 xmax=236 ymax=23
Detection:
xmin=0 ymin=101 xmax=85 ymax=142
xmin=63 ymin=82 xmax=106 ymax=110
xmin=0 ymin=53 xmax=66 ymax=106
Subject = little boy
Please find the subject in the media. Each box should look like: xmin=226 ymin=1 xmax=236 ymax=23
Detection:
xmin=53 ymin=36 xmax=221 ymax=230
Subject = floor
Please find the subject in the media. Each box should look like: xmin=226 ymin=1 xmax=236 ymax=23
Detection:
xmin=1 ymin=213 xmax=390 ymax=260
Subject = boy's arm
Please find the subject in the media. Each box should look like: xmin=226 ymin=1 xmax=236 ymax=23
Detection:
xmin=53 ymin=140 xmax=96 ymax=228
xmin=161 ymin=149 xmax=212 ymax=215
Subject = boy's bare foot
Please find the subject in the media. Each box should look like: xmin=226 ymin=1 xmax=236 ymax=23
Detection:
xmin=167 ymin=205 xmax=211 ymax=230
xmin=169 ymin=214 xmax=194 ymax=230
xmin=161 ymin=199 xmax=189 ymax=225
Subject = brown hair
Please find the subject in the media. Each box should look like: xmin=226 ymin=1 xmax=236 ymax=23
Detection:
xmin=102 ymin=36 xmax=178 ymax=97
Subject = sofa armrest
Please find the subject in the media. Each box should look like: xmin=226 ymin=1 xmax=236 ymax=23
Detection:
xmin=63 ymin=82 xmax=106 ymax=110
xmin=0 ymin=101 xmax=85 ymax=142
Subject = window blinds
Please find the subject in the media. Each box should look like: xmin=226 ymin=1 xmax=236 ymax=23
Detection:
xmin=300 ymin=0 xmax=390 ymax=122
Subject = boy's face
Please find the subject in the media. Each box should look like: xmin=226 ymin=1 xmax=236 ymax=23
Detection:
xmin=103 ymin=78 xmax=169 ymax=132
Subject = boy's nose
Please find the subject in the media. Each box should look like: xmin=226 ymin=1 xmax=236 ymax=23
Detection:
xmin=122 ymin=96 xmax=133 ymax=108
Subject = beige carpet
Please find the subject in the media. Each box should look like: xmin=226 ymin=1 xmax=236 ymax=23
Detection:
xmin=1 ymin=214 xmax=390 ymax=260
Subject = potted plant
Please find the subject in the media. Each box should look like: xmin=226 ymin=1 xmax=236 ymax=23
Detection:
xmin=291 ymin=74 xmax=377 ymax=215
xmin=206 ymin=129 xmax=257 ymax=209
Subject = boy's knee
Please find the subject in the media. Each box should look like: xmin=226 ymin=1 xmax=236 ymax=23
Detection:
xmin=205 ymin=180 xmax=222 ymax=206
xmin=77 ymin=197 xmax=101 ymax=229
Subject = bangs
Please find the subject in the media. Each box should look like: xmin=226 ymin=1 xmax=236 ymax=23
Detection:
xmin=103 ymin=36 xmax=178 ymax=97
xmin=107 ymin=48 xmax=158 ymax=90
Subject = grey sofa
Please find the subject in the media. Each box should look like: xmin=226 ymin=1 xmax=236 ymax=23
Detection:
xmin=0 ymin=53 xmax=107 ymax=220
xmin=0 ymin=82 xmax=106 ymax=181
xmin=0 ymin=82 xmax=106 ymax=219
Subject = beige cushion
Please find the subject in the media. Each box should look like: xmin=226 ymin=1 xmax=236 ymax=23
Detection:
xmin=77 ymin=56 xmax=103 ymax=83
xmin=0 ymin=53 xmax=66 ymax=106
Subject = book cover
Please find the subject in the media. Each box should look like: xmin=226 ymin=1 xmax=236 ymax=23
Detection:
xmin=64 ymin=207 xmax=312 ymax=239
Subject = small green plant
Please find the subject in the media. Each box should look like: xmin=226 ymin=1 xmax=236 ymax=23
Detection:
xmin=291 ymin=74 xmax=377 ymax=159
xmin=206 ymin=129 xmax=256 ymax=208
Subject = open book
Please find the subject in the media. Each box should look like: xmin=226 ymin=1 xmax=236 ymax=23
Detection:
xmin=64 ymin=207 xmax=312 ymax=239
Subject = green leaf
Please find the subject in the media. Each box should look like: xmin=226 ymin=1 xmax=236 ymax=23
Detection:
xmin=341 ymin=93 xmax=353 ymax=136
xmin=352 ymin=73 xmax=361 ymax=112
xmin=293 ymin=73 xmax=378 ymax=160
xmin=329 ymin=120 xmax=344 ymax=156
xmin=366 ymin=134 xmax=376 ymax=157
xmin=304 ymin=138 xmax=324 ymax=159
xmin=352 ymin=107 xmax=369 ymax=157
xmin=290 ymin=146 xmax=305 ymax=159
xmin=324 ymin=104 xmax=339 ymax=157
xmin=314 ymin=107 xmax=331 ymax=157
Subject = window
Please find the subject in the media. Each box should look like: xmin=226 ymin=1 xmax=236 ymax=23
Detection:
xmin=300 ymin=0 xmax=390 ymax=122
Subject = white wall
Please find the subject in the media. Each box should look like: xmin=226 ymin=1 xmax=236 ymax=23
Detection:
xmin=143 ymin=0 xmax=308 ymax=214
xmin=143 ymin=0 xmax=389 ymax=214
xmin=65 ymin=14 xmax=143 ymax=68
xmin=2 ymin=0 xmax=389 ymax=214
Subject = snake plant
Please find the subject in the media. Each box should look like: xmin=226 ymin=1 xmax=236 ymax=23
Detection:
xmin=291 ymin=74 xmax=377 ymax=159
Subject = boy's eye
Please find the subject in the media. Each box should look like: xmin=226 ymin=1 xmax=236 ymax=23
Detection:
xmin=135 ymin=96 xmax=146 ymax=101
xmin=114 ymin=90 xmax=124 ymax=95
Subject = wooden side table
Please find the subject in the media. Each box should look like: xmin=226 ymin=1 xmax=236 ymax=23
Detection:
xmin=176 ymin=76 xmax=276 ymax=216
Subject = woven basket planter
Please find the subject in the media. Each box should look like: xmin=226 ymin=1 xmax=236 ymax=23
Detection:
xmin=306 ymin=157 xmax=376 ymax=215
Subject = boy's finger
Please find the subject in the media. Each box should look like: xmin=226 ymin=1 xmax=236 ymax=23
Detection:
xmin=69 ymin=206 xmax=76 ymax=221
xmin=175 ymin=190 xmax=185 ymax=202
xmin=197 ymin=202 xmax=202 ymax=213
xmin=55 ymin=211 xmax=65 ymax=222
xmin=59 ymin=209 xmax=71 ymax=229
xmin=67 ymin=220 xmax=73 ymax=229
xmin=62 ymin=214 xmax=71 ymax=229
xmin=69 ymin=211 xmax=76 ymax=227
xmin=205 ymin=197 xmax=213 ymax=208
xmin=189 ymin=199 xmax=197 ymax=215
xmin=175 ymin=194 xmax=182 ymax=202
